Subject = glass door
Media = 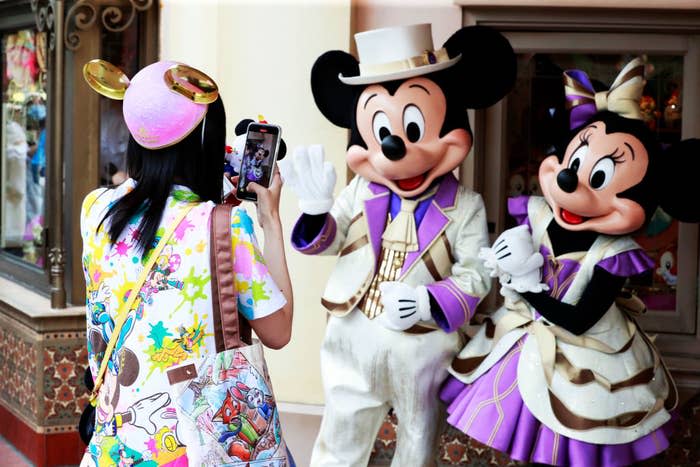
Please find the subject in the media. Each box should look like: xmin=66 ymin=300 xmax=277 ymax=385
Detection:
xmin=479 ymin=32 xmax=700 ymax=334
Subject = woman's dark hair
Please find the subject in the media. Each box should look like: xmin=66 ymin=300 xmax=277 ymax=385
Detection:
xmin=99 ymin=96 xmax=226 ymax=252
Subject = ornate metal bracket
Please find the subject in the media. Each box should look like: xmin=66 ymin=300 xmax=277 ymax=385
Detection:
xmin=30 ymin=0 xmax=57 ymax=50
xmin=64 ymin=0 xmax=153 ymax=51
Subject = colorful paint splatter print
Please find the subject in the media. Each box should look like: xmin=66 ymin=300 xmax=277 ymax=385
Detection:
xmin=79 ymin=179 xmax=286 ymax=466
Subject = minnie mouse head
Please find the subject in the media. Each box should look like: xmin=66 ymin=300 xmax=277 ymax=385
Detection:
xmin=540 ymin=58 xmax=700 ymax=235
xmin=311 ymin=24 xmax=516 ymax=198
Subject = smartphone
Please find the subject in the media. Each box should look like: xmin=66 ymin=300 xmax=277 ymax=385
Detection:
xmin=236 ymin=122 xmax=282 ymax=202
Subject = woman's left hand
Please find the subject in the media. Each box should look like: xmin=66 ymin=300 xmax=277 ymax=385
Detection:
xmin=247 ymin=169 xmax=283 ymax=230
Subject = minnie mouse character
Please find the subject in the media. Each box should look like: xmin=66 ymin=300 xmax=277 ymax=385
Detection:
xmin=442 ymin=57 xmax=700 ymax=466
xmin=279 ymin=24 xmax=515 ymax=465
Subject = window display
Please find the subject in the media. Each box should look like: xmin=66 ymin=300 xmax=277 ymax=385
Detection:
xmin=99 ymin=23 xmax=140 ymax=186
xmin=1 ymin=28 xmax=47 ymax=266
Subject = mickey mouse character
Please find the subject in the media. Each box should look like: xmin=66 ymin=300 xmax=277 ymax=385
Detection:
xmin=279 ymin=24 xmax=515 ymax=466
xmin=443 ymin=57 xmax=700 ymax=466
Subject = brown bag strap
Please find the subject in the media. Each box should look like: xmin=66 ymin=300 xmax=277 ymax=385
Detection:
xmin=210 ymin=204 xmax=252 ymax=351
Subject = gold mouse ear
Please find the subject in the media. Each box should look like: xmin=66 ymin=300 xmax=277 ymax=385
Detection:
xmin=82 ymin=59 xmax=130 ymax=100
xmin=163 ymin=64 xmax=219 ymax=104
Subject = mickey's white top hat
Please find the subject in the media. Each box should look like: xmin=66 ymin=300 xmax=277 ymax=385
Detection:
xmin=340 ymin=23 xmax=461 ymax=85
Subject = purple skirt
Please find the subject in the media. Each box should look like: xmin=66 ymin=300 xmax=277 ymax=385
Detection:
xmin=440 ymin=337 xmax=674 ymax=467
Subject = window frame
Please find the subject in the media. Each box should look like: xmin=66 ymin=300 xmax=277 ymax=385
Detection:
xmin=0 ymin=1 xmax=50 ymax=294
xmin=461 ymin=4 xmax=700 ymax=381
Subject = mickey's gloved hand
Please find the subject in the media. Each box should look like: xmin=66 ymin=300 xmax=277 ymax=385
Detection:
xmin=277 ymin=145 xmax=336 ymax=215
xmin=377 ymin=282 xmax=432 ymax=331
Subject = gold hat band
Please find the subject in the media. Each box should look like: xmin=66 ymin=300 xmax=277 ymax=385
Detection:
xmin=358 ymin=48 xmax=451 ymax=78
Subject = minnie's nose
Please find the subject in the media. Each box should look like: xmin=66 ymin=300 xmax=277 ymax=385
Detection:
xmin=557 ymin=168 xmax=578 ymax=193
xmin=381 ymin=135 xmax=406 ymax=161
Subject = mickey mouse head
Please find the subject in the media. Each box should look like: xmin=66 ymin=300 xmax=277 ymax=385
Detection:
xmin=310 ymin=25 xmax=516 ymax=197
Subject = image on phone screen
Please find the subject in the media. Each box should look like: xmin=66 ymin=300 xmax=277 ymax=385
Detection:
xmin=237 ymin=124 xmax=281 ymax=201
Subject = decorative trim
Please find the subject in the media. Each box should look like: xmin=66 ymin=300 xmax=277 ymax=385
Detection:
xmin=64 ymin=0 xmax=154 ymax=51
xmin=48 ymin=247 xmax=66 ymax=309
xmin=30 ymin=0 xmax=57 ymax=51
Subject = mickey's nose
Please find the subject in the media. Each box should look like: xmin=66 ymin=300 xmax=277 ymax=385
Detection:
xmin=381 ymin=135 xmax=406 ymax=161
xmin=557 ymin=168 xmax=578 ymax=193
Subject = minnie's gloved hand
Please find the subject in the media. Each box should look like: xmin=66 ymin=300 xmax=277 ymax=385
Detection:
xmin=277 ymin=145 xmax=336 ymax=215
xmin=482 ymin=225 xmax=549 ymax=298
xmin=377 ymin=282 xmax=432 ymax=331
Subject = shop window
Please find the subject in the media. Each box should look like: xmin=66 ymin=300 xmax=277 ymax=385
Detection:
xmin=505 ymin=53 xmax=684 ymax=314
xmin=1 ymin=26 xmax=47 ymax=268
xmin=99 ymin=24 xmax=140 ymax=187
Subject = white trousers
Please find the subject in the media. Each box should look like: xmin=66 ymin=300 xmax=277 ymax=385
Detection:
xmin=310 ymin=310 xmax=462 ymax=467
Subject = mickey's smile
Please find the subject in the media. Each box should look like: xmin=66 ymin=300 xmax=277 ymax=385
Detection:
xmin=396 ymin=173 xmax=427 ymax=191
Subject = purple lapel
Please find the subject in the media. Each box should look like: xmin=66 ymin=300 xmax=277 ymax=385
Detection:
xmin=364 ymin=182 xmax=391 ymax=263
xmin=401 ymin=173 xmax=459 ymax=275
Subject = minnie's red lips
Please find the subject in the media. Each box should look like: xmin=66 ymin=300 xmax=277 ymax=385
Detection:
xmin=396 ymin=173 xmax=426 ymax=191
xmin=560 ymin=208 xmax=586 ymax=225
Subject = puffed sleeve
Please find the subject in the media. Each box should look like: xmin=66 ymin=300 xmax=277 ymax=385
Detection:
xmin=507 ymin=195 xmax=531 ymax=230
xmin=596 ymin=248 xmax=654 ymax=277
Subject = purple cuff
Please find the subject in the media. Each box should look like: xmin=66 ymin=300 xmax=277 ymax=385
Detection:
xmin=507 ymin=196 xmax=531 ymax=230
xmin=426 ymin=278 xmax=482 ymax=332
xmin=597 ymin=249 xmax=654 ymax=277
xmin=291 ymin=214 xmax=337 ymax=255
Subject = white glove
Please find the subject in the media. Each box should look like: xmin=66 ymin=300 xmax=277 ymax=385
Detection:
xmin=277 ymin=145 xmax=336 ymax=215
xmin=481 ymin=225 xmax=549 ymax=297
xmin=377 ymin=282 xmax=432 ymax=331
xmin=127 ymin=392 xmax=170 ymax=435
xmin=227 ymin=134 xmax=246 ymax=173
xmin=478 ymin=246 xmax=501 ymax=278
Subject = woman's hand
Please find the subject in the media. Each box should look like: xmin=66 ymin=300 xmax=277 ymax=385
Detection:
xmin=247 ymin=169 xmax=282 ymax=230
xmin=223 ymin=175 xmax=242 ymax=206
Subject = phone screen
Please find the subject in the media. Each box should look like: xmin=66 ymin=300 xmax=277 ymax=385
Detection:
xmin=237 ymin=123 xmax=281 ymax=201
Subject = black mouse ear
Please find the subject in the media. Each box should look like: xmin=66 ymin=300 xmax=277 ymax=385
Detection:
xmin=235 ymin=118 xmax=254 ymax=136
xmin=311 ymin=50 xmax=361 ymax=128
xmin=658 ymin=138 xmax=700 ymax=222
xmin=441 ymin=25 xmax=516 ymax=109
xmin=277 ymin=138 xmax=287 ymax=160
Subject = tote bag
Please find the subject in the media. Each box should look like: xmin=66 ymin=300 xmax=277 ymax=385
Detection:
xmin=167 ymin=205 xmax=289 ymax=466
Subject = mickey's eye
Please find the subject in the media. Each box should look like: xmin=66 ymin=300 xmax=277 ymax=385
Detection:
xmin=589 ymin=157 xmax=615 ymax=190
xmin=372 ymin=111 xmax=392 ymax=144
xmin=402 ymin=105 xmax=424 ymax=143
xmin=568 ymin=145 xmax=588 ymax=172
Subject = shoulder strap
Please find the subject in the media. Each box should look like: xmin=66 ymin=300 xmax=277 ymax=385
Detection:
xmin=210 ymin=204 xmax=251 ymax=352
xmin=90 ymin=205 xmax=194 ymax=404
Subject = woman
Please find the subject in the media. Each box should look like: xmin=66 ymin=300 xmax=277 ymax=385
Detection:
xmin=80 ymin=60 xmax=293 ymax=466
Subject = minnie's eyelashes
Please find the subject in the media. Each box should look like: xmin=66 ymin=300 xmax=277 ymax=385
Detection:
xmin=579 ymin=130 xmax=592 ymax=146
xmin=608 ymin=147 xmax=625 ymax=164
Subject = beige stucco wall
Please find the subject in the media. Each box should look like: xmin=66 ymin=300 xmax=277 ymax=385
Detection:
xmin=160 ymin=0 xmax=352 ymax=405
